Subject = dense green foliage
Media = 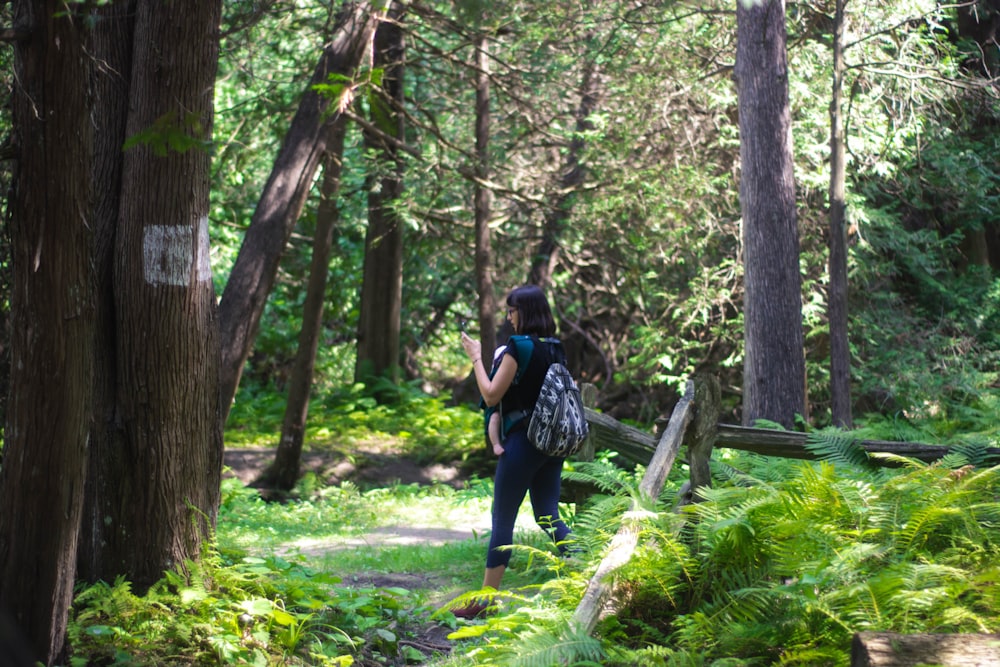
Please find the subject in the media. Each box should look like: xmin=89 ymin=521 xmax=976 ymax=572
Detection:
xmin=66 ymin=396 xmax=1000 ymax=665
xmin=207 ymin=0 xmax=1000 ymax=429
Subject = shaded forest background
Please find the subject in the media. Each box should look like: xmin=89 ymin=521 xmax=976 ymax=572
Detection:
xmin=193 ymin=0 xmax=1000 ymax=432
xmin=2 ymin=0 xmax=998 ymax=430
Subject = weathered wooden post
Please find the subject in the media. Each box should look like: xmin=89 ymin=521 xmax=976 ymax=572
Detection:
xmin=680 ymin=374 xmax=721 ymax=505
xmin=572 ymin=379 xmax=696 ymax=635
xmin=577 ymin=383 xmax=598 ymax=464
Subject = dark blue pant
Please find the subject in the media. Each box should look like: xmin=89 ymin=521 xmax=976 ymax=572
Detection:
xmin=486 ymin=429 xmax=572 ymax=568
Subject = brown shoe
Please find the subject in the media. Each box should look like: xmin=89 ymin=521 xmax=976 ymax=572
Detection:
xmin=450 ymin=599 xmax=491 ymax=619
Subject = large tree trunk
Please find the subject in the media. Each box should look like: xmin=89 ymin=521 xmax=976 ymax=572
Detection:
xmin=828 ymin=0 xmax=852 ymax=428
xmin=78 ymin=0 xmax=135 ymax=584
xmin=474 ymin=34 xmax=497 ymax=358
xmin=109 ymin=0 xmax=224 ymax=588
xmin=355 ymin=2 xmax=406 ymax=385
xmin=527 ymin=56 xmax=602 ymax=289
xmin=263 ymin=119 xmax=349 ymax=491
xmin=0 ymin=2 xmax=94 ymax=662
xmin=735 ymin=0 xmax=806 ymax=429
xmin=219 ymin=1 xmax=383 ymax=419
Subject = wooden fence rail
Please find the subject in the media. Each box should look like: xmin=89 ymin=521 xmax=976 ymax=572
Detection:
xmin=582 ymin=377 xmax=1000 ymax=470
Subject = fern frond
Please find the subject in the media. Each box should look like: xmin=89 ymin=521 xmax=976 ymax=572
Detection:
xmin=804 ymin=431 xmax=875 ymax=470
xmin=505 ymin=625 xmax=605 ymax=667
xmin=953 ymin=463 xmax=1000 ymax=492
xmin=564 ymin=459 xmax=637 ymax=495
xmin=778 ymin=645 xmax=850 ymax=666
xmin=606 ymin=641 xmax=704 ymax=667
xmin=945 ymin=440 xmax=998 ymax=468
xmin=711 ymin=460 xmax=773 ymax=488
xmin=571 ymin=494 xmax=634 ymax=549
xmin=869 ymin=451 xmax=929 ymax=468
xmin=897 ymin=504 xmax=966 ymax=552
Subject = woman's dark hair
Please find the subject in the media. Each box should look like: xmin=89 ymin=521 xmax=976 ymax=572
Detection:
xmin=507 ymin=285 xmax=556 ymax=337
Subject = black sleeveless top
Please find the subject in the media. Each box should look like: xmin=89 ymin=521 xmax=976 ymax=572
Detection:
xmin=499 ymin=335 xmax=566 ymax=436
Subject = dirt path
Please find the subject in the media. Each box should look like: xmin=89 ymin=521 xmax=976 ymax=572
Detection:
xmin=223 ymin=445 xmax=492 ymax=664
xmin=223 ymin=446 xmax=470 ymax=489
xmin=223 ymin=446 xmax=500 ymax=561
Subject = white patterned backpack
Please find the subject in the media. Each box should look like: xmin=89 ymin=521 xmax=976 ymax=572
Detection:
xmin=526 ymin=347 xmax=589 ymax=458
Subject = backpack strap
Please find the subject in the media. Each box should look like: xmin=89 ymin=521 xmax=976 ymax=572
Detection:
xmin=537 ymin=336 xmax=566 ymax=367
xmin=501 ymin=335 xmax=536 ymax=436
xmin=507 ymin=335 xmax=534 ymax=384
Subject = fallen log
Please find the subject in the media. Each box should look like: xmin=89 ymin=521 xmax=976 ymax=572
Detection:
xmin=851 ymin=631 xmax=1000 ymax=666
xmin=715 ymin=425 xmax=1000 ymax=464
xmin=584 ymin=414 xmax=1000 ymax=468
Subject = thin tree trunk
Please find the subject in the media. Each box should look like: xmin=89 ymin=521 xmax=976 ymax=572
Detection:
xmin=528 ymin=57 xmax=602 ymax=288
xmin=355 ymin=2 xmax=405 ymax=385
xmin=263 ymin=119 xmax=349 ymax=491
xmin=219 ymin=1 xmax=382 ymax=419
xmin=735 ymin=0 xmax=806 ymax=429
xmin=0 ymin=2 xmax=94 ymax=662
xmin=828 ymin=0 xmax=852 ymax=428
xmin=474 ymin=34 xmax=497 ymax=357
xmin=111 ymin=0 xmax=223 ymax=589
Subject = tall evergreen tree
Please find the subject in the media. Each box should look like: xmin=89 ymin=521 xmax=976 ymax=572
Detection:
xmin=264 ymin=119 xmax=349 ymax=491
xmin=2 ymin=0 xmax=223 ymax=661
xmin=735 ymin=0 xmax=806 ymax=428
xmin=828 ymin=0 xmax=852 ymax=427
xmin=0 ymin=2 xmax=94 ymax=661
xmin=355 ymin=1 xmax=407 ymax=385
xmin=107 ymin=0 xmax=223 ymax=588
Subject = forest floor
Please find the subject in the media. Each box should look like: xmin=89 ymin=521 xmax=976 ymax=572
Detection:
xmin=224 ymin=443 xmax=473 ymax=493
xmin=222 ymin=442 xmax=493 ymax=556
xmin=222 ymin=444 xmax=491 ymax=665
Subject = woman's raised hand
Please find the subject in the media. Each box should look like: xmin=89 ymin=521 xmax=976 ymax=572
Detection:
xmin=460 ymin=331 xmax=482 ymax=362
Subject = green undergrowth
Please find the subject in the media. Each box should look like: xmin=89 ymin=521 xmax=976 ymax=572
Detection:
xmin=225 ymin=379 xmax=491 ymax=474
xmin=66 ymin=384 xmax=1000 ymax=666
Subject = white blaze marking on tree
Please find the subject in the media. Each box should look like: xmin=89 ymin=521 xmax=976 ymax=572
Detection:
xmin=143 ymin=217 xmax=212 ymax=286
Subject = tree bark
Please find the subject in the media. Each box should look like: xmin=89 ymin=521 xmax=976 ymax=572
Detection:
xmin=355 ymin=1 xmax=406 ymax=386
xmin=110 ymin=0 xmax=224 ymax=589
xmin=474 ymin=33 xmax=497 ymax=358
xmin=219 ymin=1 xmax=382 ymax=419
xmin=263 ymin=119 xmax=349 ymax=491
xmin=828 ymin=0 xmax=852 ymax=428
xmin=735 ymin=0 xmax=806 ymax=429
xmin=0 ymin=2 xmax=94 ymax=662
xmin=78 ymin=0 xmax=135 ymax=585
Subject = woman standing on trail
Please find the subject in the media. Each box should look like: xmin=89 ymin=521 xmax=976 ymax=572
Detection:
xmin=452 ymin=285 xmax=573 ymax=619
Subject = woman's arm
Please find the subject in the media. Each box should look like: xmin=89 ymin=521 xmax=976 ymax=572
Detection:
xmin=488 ymin=411 xmax=504 ymax=455
xmin=461 ymin=332 xmax=517 ymax=407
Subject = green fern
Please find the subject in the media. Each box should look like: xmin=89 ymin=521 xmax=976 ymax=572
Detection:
xmin=804 ymin=431 xmax=876 ymax=469
xmin=504 ymin=624 xmax=605 ymax=667
xmin=941 ymin=439 xmax=997 ymax=468
xmin=564 ymin=459 xmax=641 ymax=496
xmin=605 ymin=641 xmax=706 ymax=667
